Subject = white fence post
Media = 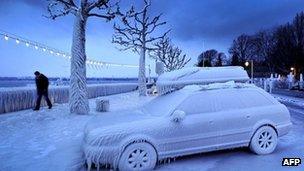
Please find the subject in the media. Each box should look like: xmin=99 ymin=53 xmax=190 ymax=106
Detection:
xmin=269 ymin=74 xmax=273 ymax=93
xmin=300 ymin=74 xmax=303 ymax=90
xmin=263 ymin=79 xmax=268 ymax=91
xmin=288 ymin=72 xmax=293 ymax=89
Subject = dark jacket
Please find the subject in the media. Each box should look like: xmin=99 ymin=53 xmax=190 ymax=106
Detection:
xmin=35 ymin=74 xmax=49 ymax=93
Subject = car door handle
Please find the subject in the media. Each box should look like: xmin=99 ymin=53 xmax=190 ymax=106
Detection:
xmin=246 ymin=115 xmax=250 ymax=119
xmin=209 ymin=120 xmax=214 ymax=124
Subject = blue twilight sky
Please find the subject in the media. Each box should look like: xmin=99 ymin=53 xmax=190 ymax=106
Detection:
xmin=0 ymin=0 xmax=303 ymax=77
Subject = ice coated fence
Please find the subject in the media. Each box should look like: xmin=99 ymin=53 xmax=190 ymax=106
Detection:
xmin=0 ymin=83 xmax=137 ymax=114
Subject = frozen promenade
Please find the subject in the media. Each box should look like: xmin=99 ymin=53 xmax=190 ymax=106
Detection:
xmin=0 ymin=91 xmax=303 ymax=171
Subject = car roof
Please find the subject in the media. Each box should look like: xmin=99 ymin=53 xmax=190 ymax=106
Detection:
xmin=157 ymin=66 xmax=249 ymax=95
xmin=181 ymin=81 xmax=256 ymax=93
xmin=178 ymin=82 xmax=279 ymax=104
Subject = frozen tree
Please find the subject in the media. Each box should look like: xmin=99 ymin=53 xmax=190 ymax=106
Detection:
xmin=230 ymin=54 xmax=240 ymax=66
xmin=151 ymin=37 xmax=190 ymax=72
xmin=251 ymin=30 xmax=276 ymax=72
xmin=47 ymin=0 xmax=121 ymax=114
xmin=112 ymin=0 xmax=169 ymax=96
xmin=229 ymin=34 xmax=254 ymax=64
xmin=197 ymin=49 xmax=218 ymax=67
xmin=215 ymin=52 xmax=226 ymax=66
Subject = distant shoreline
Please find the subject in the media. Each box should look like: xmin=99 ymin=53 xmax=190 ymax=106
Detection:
xmin=0 ymin=77 xmax=156 ymax=88
xmin=0 ymin=77 xmax=140 ymax=88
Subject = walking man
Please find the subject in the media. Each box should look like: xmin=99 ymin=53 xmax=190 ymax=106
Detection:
xmin=33 ymin=71 xmax=52 ymax=111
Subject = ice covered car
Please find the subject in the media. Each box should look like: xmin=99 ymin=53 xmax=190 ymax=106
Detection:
xmin=83 ymin=83 xmax=292 ymax=170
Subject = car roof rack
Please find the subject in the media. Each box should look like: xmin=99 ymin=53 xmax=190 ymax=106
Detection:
xmin=183 ymin=81 xmax=255 ymax=92
xmin=156 ymin=66 xmax=249 ymax=95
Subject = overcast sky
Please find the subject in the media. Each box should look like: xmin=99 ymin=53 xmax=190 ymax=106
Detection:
xmin=0 ymin=0 xmax=303 ymax=77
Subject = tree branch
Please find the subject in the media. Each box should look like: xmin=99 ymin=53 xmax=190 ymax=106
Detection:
xmin=46 ymin=0 xmax=78 ymax=19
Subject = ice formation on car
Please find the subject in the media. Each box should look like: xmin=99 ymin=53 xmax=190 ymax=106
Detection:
xmin=156 ymin=66 xmax=249 ymax=95
xmin=183 ymin=81 xmax=256 ymax=91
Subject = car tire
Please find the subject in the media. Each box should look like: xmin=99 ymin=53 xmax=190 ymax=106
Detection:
xmin=249 ymin=126 xmax=278 ymax=155
xmin=118 ymin=142 xmax=157 ymax=171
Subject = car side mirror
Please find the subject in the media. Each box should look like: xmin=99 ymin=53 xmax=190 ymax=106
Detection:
xmin=171 ymin=110 xmax=186 ymax=123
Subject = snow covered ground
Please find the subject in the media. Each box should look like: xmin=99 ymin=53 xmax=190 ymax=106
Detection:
xmin=0 ymin=91 xmax=303 ymax=171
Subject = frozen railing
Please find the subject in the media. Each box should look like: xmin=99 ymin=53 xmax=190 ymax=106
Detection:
xmin=0 ymin=83 xmax=137 ymax=114
xmin=157 ymin=66 xmax=249 ymax=95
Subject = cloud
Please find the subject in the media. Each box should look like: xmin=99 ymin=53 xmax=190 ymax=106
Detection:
xmin=0 ymin=0 xmax=303 ymax=77
xmin=153 ymin=0 xmax=304 ymax=43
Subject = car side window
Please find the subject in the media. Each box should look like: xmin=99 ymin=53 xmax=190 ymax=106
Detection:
xmin=238 ymin=90 xmax=274 ymax=107
xmin=213 ymin=89 xmax=244 ymax=111
xmin=176 ymin=92 xmax=216 ymax=115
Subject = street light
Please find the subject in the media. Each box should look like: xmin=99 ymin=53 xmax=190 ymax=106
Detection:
xmin=245 ymin=60 xmax=253 ymax=83
xmin=290 ymin=67 xmax=295 ymax=75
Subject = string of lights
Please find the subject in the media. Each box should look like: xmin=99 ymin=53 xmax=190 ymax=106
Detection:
xmin=0 ymin=30 xmax=141 ymax=69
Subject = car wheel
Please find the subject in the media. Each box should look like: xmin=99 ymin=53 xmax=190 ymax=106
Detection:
xmin=119 ymin=142 xmax=157 ymax=171
xmin=250 ymin=126 xmax=278 ymax=155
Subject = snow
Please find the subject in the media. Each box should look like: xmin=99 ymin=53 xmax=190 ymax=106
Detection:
xmin=69 ymin=8 xmax=89 ymax=114
xmin=142 ymin=81 xmax=255 ymax=117
xmin=170 ymin=110 xmax=186 ymax=122
xmin=273 ymin=94 xmax=304 ymax=107
xmin=142 ymin=89 xmax=188 ymax=116
xmin=157 ymin=66 xmax=249 ymax=95
xmin=0 ymin=83 xmax=137 ymax=114
xmin=138 ymin=46 xmax=147 ymax=96
xmin=83 ymin=84 xmax=292 ymax=170
xmin=0 ymin=90 xmax=303 ymax=171
xmin=0 ymin=91 xmax=151 ymax=171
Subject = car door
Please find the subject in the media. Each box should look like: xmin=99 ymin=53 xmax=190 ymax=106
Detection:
xmin=158 ymin=91 xmax=222 ymax=157
xmin=213 ymin=89 xmax=252 ymax=148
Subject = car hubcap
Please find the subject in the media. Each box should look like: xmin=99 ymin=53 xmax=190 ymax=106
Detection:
xmin=258 ymin=131 xmax=273 ymax=149
xmin=128 ymin=149 xmax=149 ymax=169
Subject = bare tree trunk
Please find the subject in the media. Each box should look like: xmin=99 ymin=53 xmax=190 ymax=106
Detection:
xmin=69 ymin=11 xmax=90 ymax=114
xmin=138 ymin=46 xmax=147 ymax=96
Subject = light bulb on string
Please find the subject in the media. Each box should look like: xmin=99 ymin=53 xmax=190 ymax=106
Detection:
xmin=0 ymin=30 xmax=141 ymax=69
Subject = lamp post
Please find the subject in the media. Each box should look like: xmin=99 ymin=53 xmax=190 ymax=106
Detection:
xmin=245 ymin=60 xmax=253 ymax=83
xmin=290 ymin=67 xmax=295 ymax=75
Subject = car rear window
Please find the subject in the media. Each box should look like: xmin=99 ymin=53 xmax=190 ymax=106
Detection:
xmin=212 ymin=88 xmax=274 ymax=111
xmin=237 ymin=89 xmax=274 ymax=107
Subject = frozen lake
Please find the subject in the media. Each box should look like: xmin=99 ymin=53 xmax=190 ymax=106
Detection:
xmin=0 ymin=78 xmax=139 ymax=88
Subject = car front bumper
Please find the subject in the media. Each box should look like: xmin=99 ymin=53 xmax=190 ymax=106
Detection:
xmin=83 ymin=143 xmax=121 ymax=168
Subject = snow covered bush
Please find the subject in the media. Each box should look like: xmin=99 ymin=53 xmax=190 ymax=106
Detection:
xmin=0 ymin=83 xmax=137 ymax=114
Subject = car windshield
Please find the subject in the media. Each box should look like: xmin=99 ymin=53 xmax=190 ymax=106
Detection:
xmin=141 ymin=90 xmax=188 ymax=117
